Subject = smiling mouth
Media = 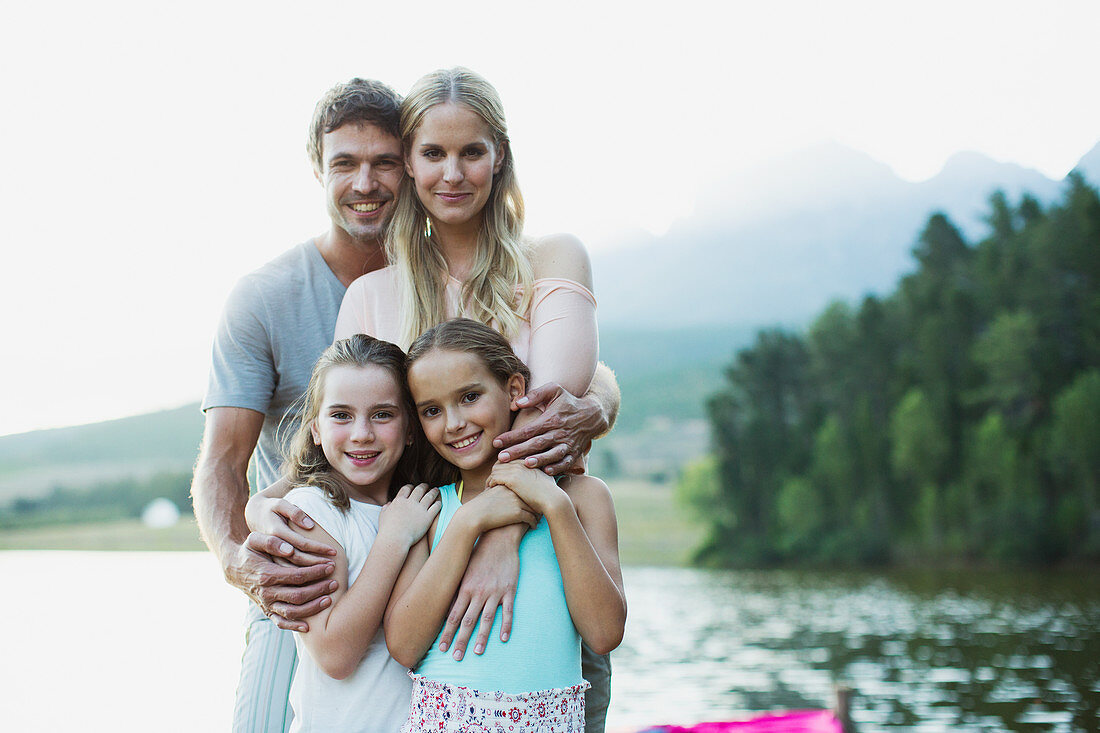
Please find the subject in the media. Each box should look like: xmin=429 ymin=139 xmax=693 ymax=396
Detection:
xmin=436 ymin=192 xmax=470 ymax=202
xmin=346 ymin=451 xmax=380 ymax=463
xmin=349 ymin=202 xmax=382 ymax=213
xmin=448 ymin=433 xmax=481 ymax=450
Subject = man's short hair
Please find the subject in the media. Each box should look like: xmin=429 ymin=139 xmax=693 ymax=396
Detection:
xmin=308 ymin=78 xmax=402 ymax=173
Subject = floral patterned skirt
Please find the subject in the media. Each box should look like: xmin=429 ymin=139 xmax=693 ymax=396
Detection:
xmin=400 ymin=672 xmax=590 ymax=732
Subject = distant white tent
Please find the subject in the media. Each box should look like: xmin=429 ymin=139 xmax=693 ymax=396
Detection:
xmin=142 ymin=498 xmax=181 ymax=528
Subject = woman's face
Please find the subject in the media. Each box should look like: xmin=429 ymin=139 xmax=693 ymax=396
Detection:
xmin=406 ymin=102 xmax=504 ymax=233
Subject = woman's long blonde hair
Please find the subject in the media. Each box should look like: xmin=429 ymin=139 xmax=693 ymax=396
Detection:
xmin=387 ymin=67 xmax=532 ymax=348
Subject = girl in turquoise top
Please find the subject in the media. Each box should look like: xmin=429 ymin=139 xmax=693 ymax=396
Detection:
xmin=385 ymin=319 xmax=626 ymax=732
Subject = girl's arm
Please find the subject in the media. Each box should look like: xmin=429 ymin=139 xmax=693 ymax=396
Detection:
xmin=294 ymin=484 xmax=440 ymax=680
xmin=487 ymin=463 xmax=626 ymax=654
xmin=383 ymin=486 xmax=538 ymax=668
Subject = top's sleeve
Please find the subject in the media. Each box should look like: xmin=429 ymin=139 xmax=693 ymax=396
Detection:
xmin=284 ymin=487 xmax=349 ymax=549
xmin=202 ymin=277 xmax=276 ymax=414
xmin=334 ymin=269 xmax=406 ymax=344
xmin=334 ymin=276 xmax=375 ymax=342
xmin=525 ymin=278 xmax=599 ymax=398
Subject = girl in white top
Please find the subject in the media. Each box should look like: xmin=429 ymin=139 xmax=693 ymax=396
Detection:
xmin=245 ymin=334 xmax=532 ymax=732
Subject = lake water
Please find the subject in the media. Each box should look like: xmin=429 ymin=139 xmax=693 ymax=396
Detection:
xmin=3 ymin=552 xmax=1097 ymax=732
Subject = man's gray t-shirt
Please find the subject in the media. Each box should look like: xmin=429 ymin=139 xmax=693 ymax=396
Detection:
xmin=203 ymin=241 xmax=346 ymax=490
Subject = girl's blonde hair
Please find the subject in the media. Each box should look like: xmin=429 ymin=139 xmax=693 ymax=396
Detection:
xmin=284 ymin=334 xmax=422 ymax=511
xmin=387 ymin=67 xmax=532 ymax=348
xmin=407 ymin=318 xmax=531 ymax=486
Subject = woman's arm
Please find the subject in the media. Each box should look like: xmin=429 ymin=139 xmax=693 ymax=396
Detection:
xmin=294 ymin=485 xmax=440 ymax=680
xmin=526 ymin=233 xmax=598 ymax=396
xmin=487 ymin=463 xmax=626 ymax=654
xmin=384 ymin=486 xmax=538 ymax=668
xmin=493 ymin=234 xmax=619 ymax=473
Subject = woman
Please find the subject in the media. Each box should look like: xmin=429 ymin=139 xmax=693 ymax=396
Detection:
xmin=334 ymin=66 xmax=598 ymax=410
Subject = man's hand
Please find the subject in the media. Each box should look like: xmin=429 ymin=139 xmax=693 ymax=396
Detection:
xmin=225 ymin=534 xmax=338 ymax=632
xmin=493 ymin=382 xmax=607 ymax=475
xmin=245 ymin=494 xmax=339 ymax=567
xmin=438 ymin=523 xmax=524 ymax=659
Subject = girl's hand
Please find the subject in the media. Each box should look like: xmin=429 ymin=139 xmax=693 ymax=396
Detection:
xmin=379 ymin=484 xmax=442 ymax=548
xmin=244 ymin=493 xmax=337 ymax=567
xmin=487 ymin=462 xmax=565 ymax=516
xmin=462 ymin=484 xmax=539 ymax=534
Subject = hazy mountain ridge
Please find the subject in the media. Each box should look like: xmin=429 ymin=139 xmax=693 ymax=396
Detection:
xmin=5 ymin=141 xmax=1097 ymax=503
xmin=593 ymin=141 xmax=1088 ymax=327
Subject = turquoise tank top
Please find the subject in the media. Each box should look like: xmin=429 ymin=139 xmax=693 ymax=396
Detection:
xmin=414 ymin=483 xmax=584 ymax=693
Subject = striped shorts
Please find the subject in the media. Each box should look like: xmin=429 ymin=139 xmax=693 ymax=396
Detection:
xmin=232 ymin=603 xmax=297 ymax=733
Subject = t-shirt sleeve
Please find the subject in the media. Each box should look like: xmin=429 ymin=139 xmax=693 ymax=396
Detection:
xmin=203 ymin=277 xmax=276 ymax=414
xmin=526 ymin=278 xmax=599 ymax=398
xmin=284 ymin=487 xmax=349 ymax=549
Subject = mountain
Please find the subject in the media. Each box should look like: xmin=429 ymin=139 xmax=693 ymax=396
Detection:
xmin=1074 ymin=141 xmax=1100 ymax=185
xmin=0 ymin=404 xmax=204 ymax=502
xmin=592 ymin=142 xmax=1081 ymax=328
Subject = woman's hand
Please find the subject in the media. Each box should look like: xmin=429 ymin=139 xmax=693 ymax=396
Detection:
xmin=378 ymin=483 xmax=442 ymax=548
xmin=244 ymin=493 xmax=337 ymax=568
xmin=487 ymin=461 xmax=565 ymax=516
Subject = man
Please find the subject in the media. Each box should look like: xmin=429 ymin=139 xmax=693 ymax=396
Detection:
xmin=192 ymin=78 xmax=620 ymax=733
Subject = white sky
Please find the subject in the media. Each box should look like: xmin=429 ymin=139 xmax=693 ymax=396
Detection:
xmin=2 ymin=0 xmax=1098 ymax=437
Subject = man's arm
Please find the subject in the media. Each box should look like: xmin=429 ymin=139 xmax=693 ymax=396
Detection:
xmin=191 ymin=407 xmax=336 ymax=631
xmin=494 ymin=361 xmax=621 ymax=475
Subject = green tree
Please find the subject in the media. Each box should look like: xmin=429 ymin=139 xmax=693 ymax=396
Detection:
xmin=1048 ymin=370 xmax=1100 ymax=556
xmin=968 ymin=310 xmax=1041 ymax=427
xmin=890 ymin=389 xmax=949 ymax=550
xmin=705 ymin=329 xmax=814 ymax=563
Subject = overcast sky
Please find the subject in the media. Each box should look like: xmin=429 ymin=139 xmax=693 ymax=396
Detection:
xmin=2 ymin=0 xmax=1098 ymax=436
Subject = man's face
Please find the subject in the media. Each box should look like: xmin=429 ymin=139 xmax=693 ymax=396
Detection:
xmin=318 ymin=122 xmax=404 ymax=244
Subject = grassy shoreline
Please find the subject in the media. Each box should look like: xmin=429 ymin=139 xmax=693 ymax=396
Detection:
xmin=0 ymin=478 xmax=703 ymax=566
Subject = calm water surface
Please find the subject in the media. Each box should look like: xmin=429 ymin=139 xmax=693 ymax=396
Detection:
xmin=4 ymin=552 xmax=1097 ymax=732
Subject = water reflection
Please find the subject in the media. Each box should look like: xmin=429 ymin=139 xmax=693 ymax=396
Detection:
xmin=612 ymin=567 xmax=1100 ymax=732
xmin=4 ymin=553 xmax=1096 ymax=732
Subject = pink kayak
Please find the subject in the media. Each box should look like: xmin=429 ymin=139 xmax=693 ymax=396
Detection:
xmin=639 ymin=709 xmax=845 ymax=733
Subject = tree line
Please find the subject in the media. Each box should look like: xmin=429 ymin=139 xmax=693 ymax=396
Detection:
xmin=1 ymin=472 xmax=193 ymax=530
xmin=679 ymin=174 xmax=1100 ymax=566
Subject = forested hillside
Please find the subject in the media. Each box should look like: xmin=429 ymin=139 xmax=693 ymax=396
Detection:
xmin=683 ymin=175 xmax=1100 ymax=566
